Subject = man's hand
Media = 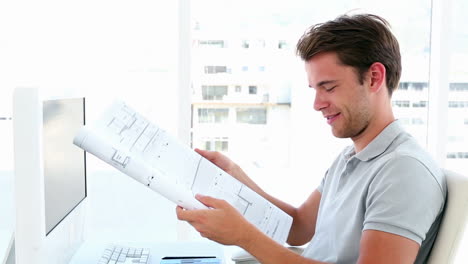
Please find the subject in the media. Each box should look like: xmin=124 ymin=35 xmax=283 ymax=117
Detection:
xmin=194 ymin=149 xmax=264 ymax=194
xmin=194 ymin=148 xmax=239 ymax=175
xmin=176 ymin=194 xmax=256 ymax=246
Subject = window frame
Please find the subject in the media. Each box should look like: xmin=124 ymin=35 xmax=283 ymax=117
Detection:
xmin=426 ymin=0 xmax=453 ymax=166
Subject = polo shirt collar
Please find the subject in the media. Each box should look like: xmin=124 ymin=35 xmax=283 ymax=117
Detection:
xmin=354 ymin=120 xmax=405 ymax=162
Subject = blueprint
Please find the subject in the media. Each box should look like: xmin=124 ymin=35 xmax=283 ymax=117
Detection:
xmin=73 ymin=101 xmax=292 ymax=245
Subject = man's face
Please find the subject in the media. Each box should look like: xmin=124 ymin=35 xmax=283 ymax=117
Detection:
xmin=305 ymin=52 xmax=372 ymax=140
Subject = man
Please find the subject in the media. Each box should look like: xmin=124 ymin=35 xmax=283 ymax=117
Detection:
xmin=177 ymin=14 xmax=446 ymax=264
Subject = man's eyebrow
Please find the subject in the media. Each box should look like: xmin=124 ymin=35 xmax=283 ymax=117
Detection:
xmin=309 ymin=80 xmax=338 ymax=89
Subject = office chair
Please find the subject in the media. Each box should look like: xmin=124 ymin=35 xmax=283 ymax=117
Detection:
xmin=427 ymin=169 xmax=468 ymax=263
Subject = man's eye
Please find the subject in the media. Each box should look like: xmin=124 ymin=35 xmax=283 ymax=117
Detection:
xmin=326 ymin=86 xmax=337 ymax=92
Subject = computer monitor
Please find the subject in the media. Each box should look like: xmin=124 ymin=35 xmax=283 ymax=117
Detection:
xmin=13 ymin=87 xmax=87 ymax=264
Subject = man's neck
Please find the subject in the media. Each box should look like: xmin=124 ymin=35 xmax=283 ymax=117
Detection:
xmin=352 ymin=112 xmax=395 ymax=153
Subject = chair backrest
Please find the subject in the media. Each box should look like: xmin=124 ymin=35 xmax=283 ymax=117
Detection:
xmin=427 ymin=169 xmax=468 ymax=263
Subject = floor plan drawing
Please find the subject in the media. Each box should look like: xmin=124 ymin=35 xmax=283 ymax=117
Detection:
xmin=74 ymin=101 xmax=293 ymax=244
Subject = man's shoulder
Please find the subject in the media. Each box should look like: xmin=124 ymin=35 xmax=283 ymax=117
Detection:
xmin=379 ymin=134 xmax=446 ymax=194
xmin=387 ymin=134 xmax=439 ymax=173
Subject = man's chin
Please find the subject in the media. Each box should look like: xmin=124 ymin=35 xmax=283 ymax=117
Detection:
xmin=331 ymin=129 xmax=345 ymax=138
xmin=331 ymin=128 xmax=351 ymax=139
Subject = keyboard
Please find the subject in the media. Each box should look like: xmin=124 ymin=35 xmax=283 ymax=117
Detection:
xmin=98 ymin=245 xmax=150 ymax=264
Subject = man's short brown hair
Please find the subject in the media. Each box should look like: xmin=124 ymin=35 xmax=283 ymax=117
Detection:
xmin=296 ymin=14 xmax=401 ymax=96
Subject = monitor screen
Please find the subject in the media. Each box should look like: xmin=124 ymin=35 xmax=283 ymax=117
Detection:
xmin=43 ymin=98 xmax=87 ymax=235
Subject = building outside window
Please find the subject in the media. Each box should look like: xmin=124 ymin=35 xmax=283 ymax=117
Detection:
xmin=198 ymin=40 xmax=225 ymax=48
xmin=450 ymin=83 xmax=468 ymax=91
xmin=191 ymin=0 xmax=467 ymax=205
xmin=198 ymin=108 xmax=229 ymax=123
xmin=278 ymin=40 xmax=288 ymax=49
xmin=201 ymin=85 xmax=228 ymax=100
xmin=248 ymin=86 xmax=257 ymax=95
xmin=236 ymin=108 xmax=267 ymax=124
xmin=204 ymin=138 xmax=229 ymax=152
xmin=447 ymin=0 xmax=468 ymax=174
xmin=393 ymin=100 xmax=410 ymax=108
xmin=412 ymin=101 xmax=427 ymax=108
xmin=204 ymin=65 xmax=227 ymax=74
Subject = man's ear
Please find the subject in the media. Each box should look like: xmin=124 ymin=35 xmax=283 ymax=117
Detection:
xmin=368 ymin=62 xmax=386 ymax=93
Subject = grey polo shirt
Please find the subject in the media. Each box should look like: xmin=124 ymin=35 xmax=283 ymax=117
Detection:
xmin=302 ymin=120 xmax=446 ymax=264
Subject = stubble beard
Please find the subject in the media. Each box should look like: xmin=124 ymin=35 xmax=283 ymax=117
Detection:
xmin=332 ymin=101 xmax=371 ymax=140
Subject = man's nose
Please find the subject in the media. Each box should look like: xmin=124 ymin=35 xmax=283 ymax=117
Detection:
xmin=313 ymin=91 xmax=328 ymax=111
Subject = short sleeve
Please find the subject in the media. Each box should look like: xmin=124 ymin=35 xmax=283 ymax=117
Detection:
xmin=363 ymin=155 xmax=445 ymax=244
xmin=317 ymin=170 xmax=328 ymax=193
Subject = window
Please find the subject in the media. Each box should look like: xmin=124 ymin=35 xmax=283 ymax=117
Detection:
xmin=411 ymin=82 xmax=426 ymax=91
xmin=1 ymin=0 xmax=181 ymax=240
xmin=204 ymin=139 xmax=229 ymax=152
xmin=278 ymin=40 xmax=288 ymax=49
xmin=392 ymin=100 xmax=410 ymax=108
xmin=449 ymin=101 xmax=468 ymax=108
xmin=412 ymin=101 xmax=427 ymax=108
xmin=399 ymin=82 xmax=410 ymax=90
xmin=448 ymin=136 xmax=464 ymax=142
xmin=236 ymin=108 xmax=267 ymax=124
xmin=191 ymin=0 xmax=441 ymax=205
xmin=447 ymin=152 xmax=468 ymax=159
xmin=198 ymin=40 xmax=225 ymax=48
xmin=450 ymin=83 xmax=468 ymax=91
xmin=399 ymin=118 xmax=411 ymax=125
xmin=204 ymin=66 xmax=227 ymax=74
xmin=248 ymin=86 xmax=257 ymax=94
xmin=1 ymin=1 xmax=181 ymax=172
xmin=256 ymin=39 xmax=266 ymax=48
xmin=235 ymin=85 xmax=242 ymax=92
xmin=198 ymin=108 xmax=229 ymax=123
xmin=412 ymin=118 xmax=425 ymax=125
xmin=201 ymin=85 xmax=228 ymax=100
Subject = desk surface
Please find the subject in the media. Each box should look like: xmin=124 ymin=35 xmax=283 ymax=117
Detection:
xmin=70 ymin=241 xmax=230 ymax=264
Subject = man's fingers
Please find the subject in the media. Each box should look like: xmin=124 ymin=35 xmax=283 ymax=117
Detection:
xmin=195 ymin=148 xmax=213 ymax=158
xmin=176 ymin=206 xmax=198 ymax=222
xmin=175 ymin=206 xmax=185 ymax=220
xmin=194 ymin=148 xmax=206 ymax=155
xmin=194 ymin=149 xmax=234 ymax=174
xmin=195 ymin=148 xmax=218 ymax=162
xmin=195 ymin=194 xmax=226 ymax=208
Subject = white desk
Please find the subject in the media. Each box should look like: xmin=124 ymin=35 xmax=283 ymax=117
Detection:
xmin=3 ymin=168 xmax=239 ymax=264
xmin=71 ymin=169 xmax=237 ymax=264
xmin=70 ymin=241 xmax=227 ymax=264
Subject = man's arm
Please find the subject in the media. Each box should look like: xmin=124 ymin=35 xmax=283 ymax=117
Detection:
xmin=176 ymin=195 xmax=420 ymax=264
xmin=175 ymin=194 xmax=327 ymax=264
xmin=287 ymin=190 xmax=321 ymax=246
xmin=242 ymin=223 xmax=420 ymax=264
xmin=194 ymin=149 xmax=320 ymax=245
xmin=356 ymin=230 xmax=420 ymax=264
